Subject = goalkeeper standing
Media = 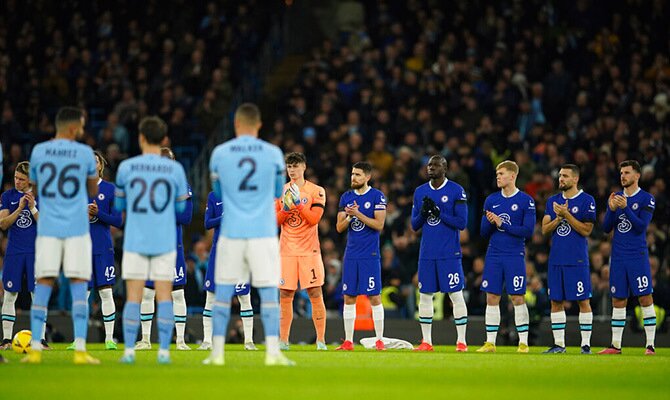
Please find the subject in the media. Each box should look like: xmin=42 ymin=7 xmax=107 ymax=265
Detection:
xmin=410 ymin=155 xmax=469 ymax=352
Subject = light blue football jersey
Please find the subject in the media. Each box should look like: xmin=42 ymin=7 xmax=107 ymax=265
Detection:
xmin=115 ymin=154 xmax=189 ymax=255
xmin=29 ymin=139 xmax=97 ymax=238
xmin=209 ymin=135 xmax=285 ymax=239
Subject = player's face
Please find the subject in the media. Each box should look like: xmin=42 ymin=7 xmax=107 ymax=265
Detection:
xmin=95 ymin=156 xmax=104 ymax=178
xmin=350 ymin=168 xmax=369 ymax=190
xmin=426 ymin=158 xmax=446 ymax=179
xmin=620 ymin=166 xmax=639 ymax=188
xmin=14 ymin=172 xmax=29 ymax=192
xmin=287 ymin=162 xmax=306 ymax=181
xmin=496 ymin=168 xmax=515 ymax=188
xmin=558 ymin=169 xmax=577 ymax=191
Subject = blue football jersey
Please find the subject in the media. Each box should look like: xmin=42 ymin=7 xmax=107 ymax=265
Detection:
xmin=175 ymin=184 xmax=193 ymax=269
xmin=29 ymin=139 xmax=97 ymax=238
xmin=338 ymin=187 xmax=387 ymax=259
xmin=115 ymin=154 xmax=189 ymax=255
xmin=89 ymin=180 xmax=122 ymax=255
xmin=0 ymin=189 xmax=38 ymax=254
xmin=411 ymin=179 xmax=467 ymax=259
xmin=209 ymin=135 xmax=285 ymax=239
xmin=204 ymin=191 xmax=223 ymax=244
xmin=603 ymin=188 xmax=654 ymax=258
xmin=480 ymin=189 xmax=536 ymax=256
xmin=545 ymin=190 xmax=596 ymax=266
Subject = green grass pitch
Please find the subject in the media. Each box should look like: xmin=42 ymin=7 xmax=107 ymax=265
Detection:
xmin=2 ymin=344 xmax=668 ymax=399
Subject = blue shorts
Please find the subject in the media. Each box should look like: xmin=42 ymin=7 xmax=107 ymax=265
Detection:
xmin=548 ymin=264 xmax=591 ymax=301
xmin=2 ymin=253 xmax=35 ymax=292
xmin=342 ymin=257 xmax=381 ymax=296
xmin=418 ymin=258 xmax=465 ymax=294
xmin=609 ymin=256 xmax=653 ymax=298
xmin=204 ymin=249 xmax=250 ymax=295
xmin=481 ymin=254 xmax=526 ymax=295
xmin=89 ymin=251 xmax=116 ymax=289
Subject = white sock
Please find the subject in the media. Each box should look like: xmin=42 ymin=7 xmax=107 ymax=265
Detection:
xmin=371 ymin=304 xmax=384 ymax=340
xmin=74 ymin=337 xmax=86 ymax=352
xmin=99 ymin=288 xmax=115 ymax=342
xmin=485 ymin=305 xmax=500 ymax=344
xmin=579 ymin=312 xmax=593 ymax=346
xmin=418 ymin=293 xmax=434 ymax=345
xmin=611 ymin=307 xmax=626 ymax=349
xmin=266 ymin=336 xmax=280 ymax=356
xmin=172 ymin=289 xmax=187 ymax=343
xmin=238 ymin=294 xmax=254 ymax=344
xmin=203 ymin=291 xmax=214 ymax=344
xmin=343 ymin=304 xmax=356 ymax=342
xmin=449 ymin=291 xmax=468 ymax=345
xmin=641 ymin=305 xmax=656 ymax=348
xmin=124 ymin=348 xmax=135 ymax=358
xmin=514 ymin=304 xmax=530 ymax=345
xmin=211 ymin=335 xmax=225 ymax=359
xmin=140 ymin=287 xmax=155 ymax=342
xmin=158 ymin=349 xmax=170 ymax=359
xmin=2 ymin=291 xmax=17 ymax=340
xmin=550 ymin=311 xmax=566 ymax=347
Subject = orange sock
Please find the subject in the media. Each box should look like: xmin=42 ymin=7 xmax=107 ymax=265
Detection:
xmin=310 ymin=296 xmax=327 ymax=343
xmin=279 ymin=295 xmax=294 ymax=342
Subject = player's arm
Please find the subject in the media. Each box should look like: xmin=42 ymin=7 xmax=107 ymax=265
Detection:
xmin=336 ymin=210 xmax=350 ymax=233
xmin=541 ymin=214 xmax=561 ymax=235
xmin=410 ymin=191 xmax=425 ymax=231
xmin=440 ymin=199 xmax=467 ymax=230
xmin=176 ymin=190 xmax=193 ymax=225
xmin=562 ymin=211 xmax=594 ymax=237
xmin=0 ymin=195 xmax=26 ymax=230
xmin=480 ymin=198 xmax=495 ymax=238
xmin=602 ymin=207 xmax=615 ymax=233
xmin=275 ymin=199 xmax=289 ymax=225
xmin=205 ymin=194 xmax=222 ymax=230
xmin=87 ymin=176 xmax=98 ymax=198
xmin=352 ymin=208 xmax=385 ymax=232
xmin=622 ymin=201 xmax=653 ymax=234
xmin=499 ymin=204 xmax=535 ymax=239
xmin=95 ymin=189 xmax=123 ymax=228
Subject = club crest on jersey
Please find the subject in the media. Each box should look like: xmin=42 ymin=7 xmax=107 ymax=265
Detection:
xmin=427 ymin=215 xmax=441 ymax=226
xmin=511 ymin=204 xmax=518 ymax=211
xmin=441 ymin=195 xmax=448 ymax=203
xmin=418 ymin=282 xmax=422 ymax=289
xmin=364 ymin=201 xmax=371 ymax=209
xmin=611 ymin=286 xmax=616 ymax=294
xmin=7 ymin=281 xmax=12 ymax=289
xmin=16 ymin=210 xmax=33 ymax=228
xmin=632 ymin=203 xmax=638 ymax=210
xmin=205 ymin=280 xmax=210 ymax=288
xmin=571 ymin=206 xmax=579 ymax=213
xmin=482 ymin=280 xmax=488 ymax=288
xmin=556 ymin=220 xmax=571 ymax=236
xmin=350 ymin=217 xmax=365 ymax=232
xmin=98 ymin=193 xmax=105 ymax=201
xmin=617 ymin=214 xmax=632 ymax=233
xmin=279 ymin=279 xmax=285 ymax=286
xmin=496 ymin=213 xmax=511 ymax=232
xmin=343 ymin=284 xmax=348 ymax=291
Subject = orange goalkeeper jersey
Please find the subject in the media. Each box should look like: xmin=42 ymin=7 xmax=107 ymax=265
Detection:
xmin=276 ymin=180 xmax=325 ymax=256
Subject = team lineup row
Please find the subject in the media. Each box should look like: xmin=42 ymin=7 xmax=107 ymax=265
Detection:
xmin=2 ymin=104 xmax=658 ymax=366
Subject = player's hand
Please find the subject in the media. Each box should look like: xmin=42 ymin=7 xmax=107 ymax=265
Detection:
xmin=608 ymin=193 xmax=618 ymax=211
xmin=289 ymin=183 xmax=302 ymax=209
xmin=24 ymin=192 xmax=36 ymax=209
xmin=614 ymin=195 xmax=627 ymax=209
xmin=89 ymin=201 xmax=99 ymax=216
xmin=282 ymin=188 xmax=294 ymax=212
xmin=18 ymin=195 xmax=28 ymax=210
xmin=345 ymin=201 xmax=360 ymax=217
xmin=421 ymin=196 xmax=437 ymax=218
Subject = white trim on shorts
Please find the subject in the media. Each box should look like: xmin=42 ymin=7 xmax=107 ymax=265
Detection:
xmin=215 ymin=236 xmax=280 ymax=288
xmin=35 ymin=234 xmax=92 ymax=280
xmin=122 ymin=251 xmax=177 ymax=282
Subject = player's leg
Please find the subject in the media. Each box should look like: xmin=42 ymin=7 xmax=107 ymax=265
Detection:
xmin=366 ymin=259 xmax=384 ymax=350
xmin=337 ymin=258 xmax=358 ymax=350
xmin=151 ymin=252 xmax=177 ymax=364
xmin=578 ymin=300 xmax=593 ymax=354
xmin=506 ymin=256 xmax=529 ymax=351
xmin=563 ymin=264 xmax=592 ymax=353
xmin=1 ymin=254 xmax=21 ymax=349
xmin=199 ymin=290 xmax=215 ymax=350
xmin=236 ymin=283 xmax=256 ymax=350
xmin=630 ymin=258 xmax=656 ymax=354
xmin=172 ymin=286 xmax=190 ymax=350
xmin=137 ymin=284 xmax=155 ymax=348
xmin=478 ymin=255 xmax=502 ymax=352
xmin=278 ymin=255 xmax=297 ymax=349
xmin=99 ymin=285 xmax=117 ymax=349
xmin=545 ymin=265 xmax=566 ymax=352
xmin=26 ymin=253 xmax=48 ymax=349
xmin=301 ymin=255 xmax=327 ymax=349
xmin=64 ymin=234 xmax=99 ymax=364
xmin=639 ymin=294 xmax=656 ymax=354
xmin=441 ymin=259 xmax=468 ymax=350
xmin=600 ymin=258 xmax=627 ymax=354
xmin=416 ymin=259 xmax=437 ymax=349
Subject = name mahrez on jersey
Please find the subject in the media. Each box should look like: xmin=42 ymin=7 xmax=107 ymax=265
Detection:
xmin=45 ymin=148 xmax=77 ymax=158
xmin=230 ymin=144 xmax=263 ymax=152
xmin=130 ymin=163 xmax=173 ymax=173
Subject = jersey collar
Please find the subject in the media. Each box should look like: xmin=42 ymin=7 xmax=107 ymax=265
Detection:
xmin=501 ymin=188 xmax=519 ymax=198
xmin=354 ymin=186 xmax=372 ymax=196
xmin=561 ymin=189 xmax=583 ymax=200
xmin=623 ymin=187 xmax=641 ymax=198
xmin=429 ymin=178 xmax=448 ymax=191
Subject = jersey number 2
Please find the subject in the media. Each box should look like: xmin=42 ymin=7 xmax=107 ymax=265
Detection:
xmin=238 ymin=158 xmax=257 ymax=191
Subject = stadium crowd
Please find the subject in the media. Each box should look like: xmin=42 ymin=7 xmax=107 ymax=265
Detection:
xmin=0 ymin=0 xmax=669 ymax=343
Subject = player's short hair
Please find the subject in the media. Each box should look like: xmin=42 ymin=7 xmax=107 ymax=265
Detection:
xmin=94 ymin=151 xmax=107 ymax=177
xmin=352 ymin=161 xmax=373 ymax=175
xmin=234 ymin=103 xmax=261 ymax=126
xmin=560 ymin=164 xmax=580 ymax=176
xmin=285 ymin=152 xmax=306 ymax=165
xmin=496 ymin=160 xmax=519 ymax=174
xmin=619 ymin=160 xmax=641 ymax=174
xmin=160 ymin=147 xmax=175 ymax=160
xmin=429 ymin=154 xmax=447 ymax=165
xmin=139 ymin=116 xmax=168 ymax=145
xmin=15 ymin=161 xmax=29 ymax=177
xmin=55 ymin=107 xmax=84 ymax=129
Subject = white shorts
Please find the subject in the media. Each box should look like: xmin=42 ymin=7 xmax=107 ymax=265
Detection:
xmin=35 ymin=234 xmax=92 ymax=280
xmin=216 ymin=236 xmax=280 ymax=288
xmin=122 ymin=251 xmax=176 ymax=282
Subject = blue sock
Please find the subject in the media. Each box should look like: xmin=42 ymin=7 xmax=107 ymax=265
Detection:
xmin=123 ymin=302 xmax=141 ymax=350
xmin=213 ymin=285 xmax=235 ymax=337
xmin=31 ymin=284 xmax=52 ymax=348
xmin=156 ymin=301 xmax=174 ymax=351
xmin=258 ymin=287 xmax=279 ymax=337
xmin=70 ymin=282 xmax=89 ymax=345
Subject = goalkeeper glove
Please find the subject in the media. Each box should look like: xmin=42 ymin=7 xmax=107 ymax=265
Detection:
xmin=289 ymin=183 xmax=301 ymax=207
xmin=421 ymin=196 xmax=434 ymax=219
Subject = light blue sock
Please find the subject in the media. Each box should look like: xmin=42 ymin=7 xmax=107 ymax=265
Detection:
xmin=31 ymin=284 xmax=52 ymax=349
xmin=70 ymin=282 xmax=89 ymax=345
xmin=213 ymin=285 xmax=235 ymax=337
xmin=123 ymin=302 xmax=141 ymax=350
xmin=258 ymin=287 xmax=279 ymax=337
xmin=157 ymin=301 xmax=174 ymax=351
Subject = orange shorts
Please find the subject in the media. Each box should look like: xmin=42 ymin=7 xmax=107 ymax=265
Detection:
xmin=280 ymin=254 xmax=325 ymax=290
